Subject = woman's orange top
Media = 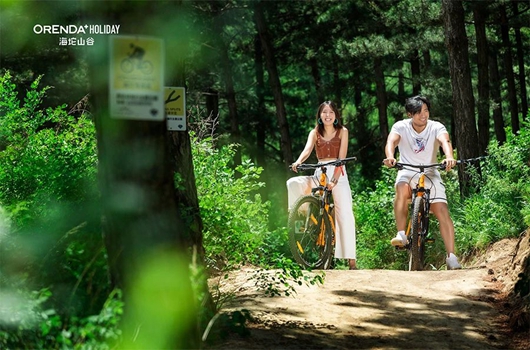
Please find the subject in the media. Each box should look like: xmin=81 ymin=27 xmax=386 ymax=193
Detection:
xmin=315 ymin=129 xmax=341 ymax=160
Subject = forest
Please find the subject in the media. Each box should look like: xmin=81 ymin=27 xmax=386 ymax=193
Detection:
xmin=0 ymin=0 xmax=529 ymax=348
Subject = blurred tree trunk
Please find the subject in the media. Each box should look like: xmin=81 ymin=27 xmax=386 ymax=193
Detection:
xmin=86 ymin=2 xmax=205 ymax=348
xmin=254 ymin=0 xmax=293 ymax=167
xmin=441 ymin=0 xmax=480 ymax=197
xmin=489 ymin=49 xmax=506 ymax=145
xmin=374 ymin=57 xmax=388 ymax=148
xmin=473 ymin=4 xmax=490 ymax=155
xmin=512 ymin=1 xmax=528 ymax=121
xmin=500 ymin=5 xmax=519 ymax=134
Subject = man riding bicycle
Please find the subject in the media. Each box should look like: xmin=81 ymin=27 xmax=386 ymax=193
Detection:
xmin=382 ymin=95 xmax=462 ymax=270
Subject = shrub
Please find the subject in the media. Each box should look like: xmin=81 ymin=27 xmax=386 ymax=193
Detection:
xmin=191 ymin=136 xmax=271 ymax=268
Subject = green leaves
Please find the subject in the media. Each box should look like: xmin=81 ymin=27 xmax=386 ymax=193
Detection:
xmin=191 ymin=135 xmax=270 ymax=267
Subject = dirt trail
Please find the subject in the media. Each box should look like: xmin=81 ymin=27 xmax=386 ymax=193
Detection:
xmin=209 ymin=237 xmax=528 ymax=350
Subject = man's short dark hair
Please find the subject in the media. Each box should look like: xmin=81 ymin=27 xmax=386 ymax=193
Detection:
xmin=405 ymin=95 xmax=431 ymax=115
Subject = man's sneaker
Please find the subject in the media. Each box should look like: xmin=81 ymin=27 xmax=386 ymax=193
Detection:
xmin=446 ymin=253 xmax=462 ymax=270
xmin=391 ymin=231 xmax=407 ymax=247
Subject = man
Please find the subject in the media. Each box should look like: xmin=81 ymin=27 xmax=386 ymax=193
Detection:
xmin=383 ymin=95 xmax=462 ymax=270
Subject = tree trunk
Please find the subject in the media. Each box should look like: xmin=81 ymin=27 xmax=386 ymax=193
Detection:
xmin=410 ymin=49 xmax=421 ymax=95
xmin=512 ymin=1 xmax=528 ymax=121
xmin=441 ymin=0 xmax=481 ymax=197
xmin=396 ymin=68 xmax=405 ymax=124
xmin=473 ymin=5 xmax=490 ymax=155
xmin=332 ymin=54 xmax=343 ymax=108
xmin=85 ymin=2 xmax=206 ymax=347
xmin=213 ymin=5 xmax=241 ymax=168
xmin=489 ymin=49 xmax=506 ymax=145
xmin=374 ymin=57 xmax=389 ymax=147
xmin=254 ymin=1 xmax=293 ymax=167
xmin=309 ymin=56 xmax=325 ymax=103
xmin=500 ymin=5 xmax=520 ymax=134
xmin=254 ymin=33 xmax=268 ymax=202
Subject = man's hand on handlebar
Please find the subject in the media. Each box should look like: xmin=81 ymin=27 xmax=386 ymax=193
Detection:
xmin=442 ymin=158 xmax=457 ymax=171
xmin=383 ymin=157 xmax=396 ymax=168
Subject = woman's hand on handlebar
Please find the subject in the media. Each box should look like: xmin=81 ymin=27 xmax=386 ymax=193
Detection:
xmin=291 ymin=162 xmax=301 ymax=173
xmin=326 ymin=182 xmax=337 ymax=191
xmin=383 ymin=157 xmax=396 ymax=168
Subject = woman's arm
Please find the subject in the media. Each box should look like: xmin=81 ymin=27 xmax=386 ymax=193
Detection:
xmin=291 ymin=129 xmax=316 ymax=172
xmin=330 ymin=128 xmax=348 ymax=183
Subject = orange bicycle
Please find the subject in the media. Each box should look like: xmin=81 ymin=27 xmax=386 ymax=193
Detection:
xmin=287 ymin=157 xmax=356 ymax=269
xmin=392 ymin=157 xmax=485 ymax=270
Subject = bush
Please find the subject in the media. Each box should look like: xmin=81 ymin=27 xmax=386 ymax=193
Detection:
xmin=452 ymin=123 xmax=530 ymax=254
xmin=191 ymin=136 xmax=271 ymax=268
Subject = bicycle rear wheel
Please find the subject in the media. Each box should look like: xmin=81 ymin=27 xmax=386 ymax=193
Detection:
xmin=409 ymin=196 xmax=426 ymax=271
xmin=288 ymin=195 xmax=333 ymax=269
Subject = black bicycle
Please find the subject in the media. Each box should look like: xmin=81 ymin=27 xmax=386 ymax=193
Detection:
xmin=391 ymin=156 xmax=486 ymax=271
xmin=287 ymin=157 xmax=356 ymax=269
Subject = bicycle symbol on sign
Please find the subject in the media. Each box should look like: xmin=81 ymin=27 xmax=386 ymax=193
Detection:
xmin=120 ymin=43 xmax=153 ymax=75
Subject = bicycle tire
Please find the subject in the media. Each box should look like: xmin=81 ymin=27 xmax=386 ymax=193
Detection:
xmin=409 ymin=196 xmax=426 ymax=271
xmin=120 ymin=58 xmax=134 ymax=73
xmin=288 ymin=195 xmax=333 ymax=269
xmin=141 ymin=61 xmax=153 ymax=75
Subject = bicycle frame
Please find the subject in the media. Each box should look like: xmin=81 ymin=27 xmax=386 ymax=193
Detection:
xmin=394 ymin=162 xmax=442 ymax=271
xmin=287 ymin=157 xmax=356 ymax=269
xmin=403 ymin=165 xmax=433 ymax=243
xmin=393 ymin=157 xmax=487 ymax=270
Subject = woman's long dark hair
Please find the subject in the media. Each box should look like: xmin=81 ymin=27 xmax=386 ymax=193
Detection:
xmin=315 ymin=100 xmax=342 ymax=136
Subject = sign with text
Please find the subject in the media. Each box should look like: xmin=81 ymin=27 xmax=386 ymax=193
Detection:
xmin=109 ymin=35 xmax=164 ymax=120
xmin=165 ymin=87 xmax=186 ymax=131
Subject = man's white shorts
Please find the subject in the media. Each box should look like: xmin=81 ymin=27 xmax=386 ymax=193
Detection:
xmin=395 ymin=169 xmax=447 ymax=204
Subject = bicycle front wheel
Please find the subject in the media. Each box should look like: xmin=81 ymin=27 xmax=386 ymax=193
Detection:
xmin=409 ymin=196 xmax=426 ymax=271
xmin=288 ymin=195 xmax=333 ymax=269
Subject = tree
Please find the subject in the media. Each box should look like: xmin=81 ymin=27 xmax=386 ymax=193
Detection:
xmin=500 ymin=4 xmax=520 ymax=134
xmin=441 ymin=0 xmax=480 ymax=196
xmin=253 ymin=0 xmax=293 ymax=168
xmin=473 ymin=4 xmax=490 ymax=155
xmin=85 ymin=2 xmax=201 ymax=347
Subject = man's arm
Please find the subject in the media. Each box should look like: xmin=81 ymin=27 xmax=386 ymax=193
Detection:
xmin=437 ymin=132 xmax=456 ymax=171
xmin=383 ymin=132 xmax=401 ymax=167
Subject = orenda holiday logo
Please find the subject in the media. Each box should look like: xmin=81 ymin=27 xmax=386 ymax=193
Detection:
xmin=33 ymin=24 xmax=120 ymax=35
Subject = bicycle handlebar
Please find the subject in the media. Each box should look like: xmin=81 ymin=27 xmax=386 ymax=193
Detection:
xmin=291 ymin=156 xmax=357 ymax=172
xmin=390 ymin=156 xmax=488 ymax=171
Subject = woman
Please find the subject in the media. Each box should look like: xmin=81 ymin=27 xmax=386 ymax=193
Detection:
xmin=287 ymin=101 xmax=357 ymax=270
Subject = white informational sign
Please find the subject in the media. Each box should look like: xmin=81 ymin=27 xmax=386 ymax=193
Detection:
xmin=165 ymin=87 xmax=186 ymax=131
xmin=109 ymin=35 xmax=164 ymax=120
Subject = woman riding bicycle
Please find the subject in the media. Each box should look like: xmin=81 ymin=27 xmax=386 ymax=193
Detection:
xmin=383 ymin=95 xmax=461 ymax=270
xmin=287 ymin=101 xmax=357 ymax=270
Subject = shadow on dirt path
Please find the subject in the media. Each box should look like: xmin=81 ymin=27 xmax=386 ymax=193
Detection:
xmin=209 ymin=268 xmax=508 ymax=349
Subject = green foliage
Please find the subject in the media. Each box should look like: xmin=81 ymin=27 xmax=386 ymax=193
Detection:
xmin=452 ymin=123 xmax=530 ymax=254
xmin=0 ymin=288 xmax=122 ymax=349
xmin=0 ymin=71 xmax=97 ymax=223
xmin=250 ymin=254 xmax=325 ymax=297
xmin=0 ymin=72 xmax=111 ymax=347
xmin=354 ymin=169 xmax=405 ymax=269
xmin=192 ymin=135 xmax=271 ymax=267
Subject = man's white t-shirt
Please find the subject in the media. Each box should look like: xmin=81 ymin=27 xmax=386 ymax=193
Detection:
xmin=390 ymin=119 xmax=448 ymax=166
